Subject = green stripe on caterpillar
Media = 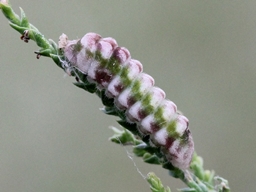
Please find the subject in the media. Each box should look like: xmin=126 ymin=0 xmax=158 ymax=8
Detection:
xmin=59 ymin=33 xmax=194 ymax=170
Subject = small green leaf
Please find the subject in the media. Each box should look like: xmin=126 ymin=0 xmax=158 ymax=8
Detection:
xmin=100 ymin=90 xmax=114 ymax=107
xmin=49 ymin=53 xmax=63 ymax=69
xmin=203 ymin=170 xmax=215 ymax=184
xmin=20 ymin=7 xmax=29 ymax=27
xmin=101 ymin=106 xmax=118 ymax=116
xmin=147 ymin=172 xmax=171 ymax=192
xmin=0 ymin=2 xmax=20 ymax=25
xmin=117 ymin=120 xmax=138 ymax=134
xmin=48 ymin=39 xmax=58 ymax=54
xmin=178 ymin=188 xmax=196 ymax=192
xmin=35 ymin=48 xmax=53 ymax=57
xmin=168 ymin=167 xmax=183 ymax=179
xmin=214 ymin=176 xmax=230 ymax=192
xmin=73 ymin=82 xmax=96 ymax=93
xmin=9 ymin=22 xmax=25 ymax=34
xmin=143 ymin=153 xmax=161 ymax=165
xmin=109 ymin=127 xmax=137 ymax=145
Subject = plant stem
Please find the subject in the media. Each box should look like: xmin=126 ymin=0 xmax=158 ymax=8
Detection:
xmin=0 ymin=1 xmax=230 ymax=191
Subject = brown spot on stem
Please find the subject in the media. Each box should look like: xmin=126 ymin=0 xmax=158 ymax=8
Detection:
xmin=20 ymin=30 xmax=30 ymax=43
xmin=34 ymin=51 xmax=41 ymax=59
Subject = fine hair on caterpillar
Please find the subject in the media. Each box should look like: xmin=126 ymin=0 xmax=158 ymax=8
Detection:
xmin=59 ymin=32 xmax=194 ymax=170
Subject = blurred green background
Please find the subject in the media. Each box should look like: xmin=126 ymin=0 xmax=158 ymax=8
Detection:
xmin=0 ymin=0 xmax=256 ymax=191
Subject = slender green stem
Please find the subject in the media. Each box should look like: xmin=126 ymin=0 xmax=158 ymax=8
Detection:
xmin=0 ymin=0 xmax=63 ymax=68
xmin=0 ymin=1 xmax=230 ymax=191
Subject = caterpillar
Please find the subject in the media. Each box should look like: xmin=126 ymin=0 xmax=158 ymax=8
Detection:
xmin=58 ymin=33 xmax=194 ymax=170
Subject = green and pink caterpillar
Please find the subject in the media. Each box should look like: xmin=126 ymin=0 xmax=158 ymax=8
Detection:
xmin=58 ymin=32 xmax=194 ymax=170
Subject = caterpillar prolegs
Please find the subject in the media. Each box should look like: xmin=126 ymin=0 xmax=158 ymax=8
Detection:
xmin=59 ymin=33 xmax=194 ymax=170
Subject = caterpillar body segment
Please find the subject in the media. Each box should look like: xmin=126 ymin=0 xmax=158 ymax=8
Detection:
xmin=59 ymin=33 xmax=194 ymax=170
